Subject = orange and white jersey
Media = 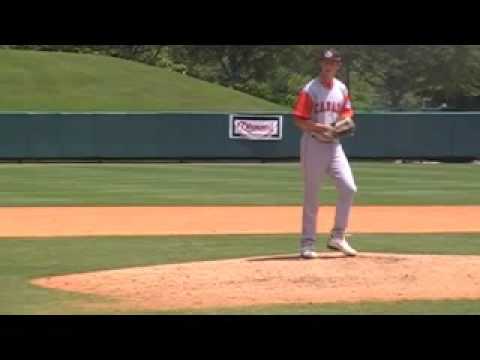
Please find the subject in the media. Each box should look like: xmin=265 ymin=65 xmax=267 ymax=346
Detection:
xmin=293 ymin=78 xmax=354 ymax=125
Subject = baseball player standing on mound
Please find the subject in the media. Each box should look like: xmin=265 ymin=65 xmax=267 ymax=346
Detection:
xmin=293 ymin=48 xmax=358 ymax=259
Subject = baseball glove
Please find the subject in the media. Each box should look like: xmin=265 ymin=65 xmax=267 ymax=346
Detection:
xmin=333 ymin=118 xmax=356 ymax=138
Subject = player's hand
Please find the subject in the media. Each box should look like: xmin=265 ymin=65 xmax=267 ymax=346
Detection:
xmin=311 ymin=123 xmax=334 ymax=134
xmin=311 ymin=124 xmax=336 ymax=142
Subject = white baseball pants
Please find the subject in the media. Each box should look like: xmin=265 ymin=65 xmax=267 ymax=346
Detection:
xmin=300 ymin=133 xmax=358 ymax=248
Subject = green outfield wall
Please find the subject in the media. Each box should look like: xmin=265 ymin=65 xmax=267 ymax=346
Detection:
xmin=0 ymin=112 xmax=478 ymax=160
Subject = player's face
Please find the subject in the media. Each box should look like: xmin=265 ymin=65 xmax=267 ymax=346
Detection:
xmin=320 ymin=59 xmax=341 ymax=77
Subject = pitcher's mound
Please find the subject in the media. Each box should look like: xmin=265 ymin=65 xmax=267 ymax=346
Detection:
xmin=32 ymin=253 xmax=480 ymax=311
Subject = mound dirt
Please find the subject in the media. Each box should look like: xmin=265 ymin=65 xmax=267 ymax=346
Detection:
xmin=32 ymin=252 xmax=480 ymax=311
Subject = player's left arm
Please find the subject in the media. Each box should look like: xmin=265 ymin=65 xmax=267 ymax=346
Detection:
xmin=334 ymin=87 xmax=356 ymax=137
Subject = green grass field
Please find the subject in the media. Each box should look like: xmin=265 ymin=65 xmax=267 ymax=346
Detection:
xmin=0 ymin=162 xmax=479 ymax=206
xmin=0 ymin=49 xmax=286 ymax=112
xmin=1 ymin=162 xmax=480 ymax=315
xmin=1 ymin=233 xmax=480 ymax=315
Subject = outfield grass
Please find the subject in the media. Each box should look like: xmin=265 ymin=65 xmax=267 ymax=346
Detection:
xmin=0 ymin=162 xmax=479 ymax=206
xmin=1 ymin=233 xmax=480 ymax=315
xmin=0 ymin=49 xmax=286 ymax=112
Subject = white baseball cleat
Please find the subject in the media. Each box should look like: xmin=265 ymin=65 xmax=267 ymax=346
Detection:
xmin=327 ymin=234 xmax=358 ymax=257
xmin=300 ymin=245 xmax=318 ymax=259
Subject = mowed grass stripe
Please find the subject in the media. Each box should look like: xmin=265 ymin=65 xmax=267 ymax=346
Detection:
xmin=0 ymin=162 xmax=479 ymax=206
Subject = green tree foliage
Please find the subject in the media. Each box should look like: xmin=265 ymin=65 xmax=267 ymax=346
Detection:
xmin=417 ymin=45 xmax=480 ymax=108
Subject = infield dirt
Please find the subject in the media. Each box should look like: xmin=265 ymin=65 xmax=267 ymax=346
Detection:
xmin=3 ymin=206 xmax=479 ymax=238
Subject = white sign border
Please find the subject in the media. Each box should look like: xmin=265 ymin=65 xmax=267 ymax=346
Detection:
xmin=229 ymin=114 xmax=284 ymax=142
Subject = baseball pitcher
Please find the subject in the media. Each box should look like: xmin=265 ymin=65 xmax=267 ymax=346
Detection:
xmin=293 ymin=48 xmax=358 ymax=259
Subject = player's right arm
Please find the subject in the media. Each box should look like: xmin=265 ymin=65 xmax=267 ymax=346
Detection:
xmin=292 ymin=90 xmax=333 ymax=134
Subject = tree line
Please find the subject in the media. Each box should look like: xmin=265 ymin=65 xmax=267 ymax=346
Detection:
xmin=3 ymin=45 xmax=480 ymax=111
